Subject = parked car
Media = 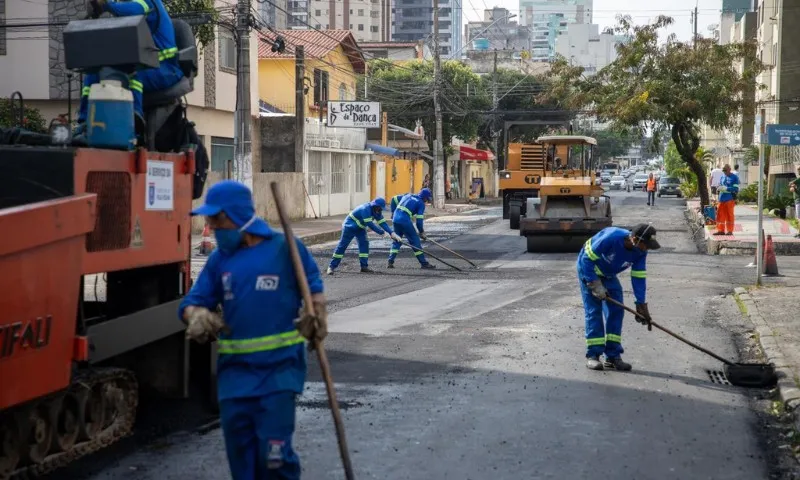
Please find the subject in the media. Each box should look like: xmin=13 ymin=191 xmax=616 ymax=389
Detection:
xmin=609 ymin=175 xmax=627 ymax=190
xmin=632 ymin=173 xmax=649 ymax=190
xmin=658 ymin=176 xmax=682 ymax=197
xmin=601 ymin=173 xmax=612 ymax=183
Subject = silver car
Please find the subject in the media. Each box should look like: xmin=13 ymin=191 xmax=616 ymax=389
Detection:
xmin=632 ymin=173 xmax=649 ymax=190
xmin=609 ymin=175 xmax=627 ymax=190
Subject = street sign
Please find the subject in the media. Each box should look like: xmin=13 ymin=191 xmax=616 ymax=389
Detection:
xmin=327 ymin=101 xmax=381 ymax=128
xmin=766 ymin=124 xmax=800 ymax=146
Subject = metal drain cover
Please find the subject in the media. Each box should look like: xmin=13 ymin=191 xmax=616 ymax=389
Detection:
xmin=707 ymin=369 xmax=732 ymax=385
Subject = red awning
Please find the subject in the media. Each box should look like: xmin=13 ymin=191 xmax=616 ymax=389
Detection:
xmin=459 ymin=145 xmax=494 ymax=161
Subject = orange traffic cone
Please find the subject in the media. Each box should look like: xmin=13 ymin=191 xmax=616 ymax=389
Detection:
xmin=764 ymin=234 xmax=779 ymax=275
xmin=199 ymin=224 xmax=214 ymax=255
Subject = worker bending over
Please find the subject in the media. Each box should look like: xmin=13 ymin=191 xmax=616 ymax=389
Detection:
xmin=577 ymin=224 xmax=660 ymax=371
xmin=327 ymin=198 xmax=400 ymax=274
xmin=77 ymin=0 xmax=184 ymax=133
xmin=388 ymin=188 xmax=435 ymax=270
xmin=179 ymin=180 xmax=327 ymax=480
xmin=390 ymin=192 xmax=409 ymax=216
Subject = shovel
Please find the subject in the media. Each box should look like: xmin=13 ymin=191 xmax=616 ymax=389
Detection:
xmin=605 ymin=298 xmax=776 ymax=388
xmin=395 ymin=238 xmax=463 ymax=271
xmin=424 ymin=237 xmax=479 ymax=269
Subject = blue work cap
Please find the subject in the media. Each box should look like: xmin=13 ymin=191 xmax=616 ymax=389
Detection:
xmin=191 ymin=180 xmax=273 ymax=237
xmin=418 ymin=187 xmax=432 ymax=201
xmin=371 ymin=197 xmax=387 ymax=210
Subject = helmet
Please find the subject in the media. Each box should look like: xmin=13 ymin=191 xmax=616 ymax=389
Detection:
xmin=371 ymin=197 xmax=387 ymax=210
xmin=418 ymin=188 xmax=432 ymax=201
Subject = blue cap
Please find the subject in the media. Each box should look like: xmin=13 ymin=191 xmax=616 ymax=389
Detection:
xmin=191 ymin=180 xmax=273 ymax=237
xmin=371 ymin=197 xmax=387 ymax=210
xmin=418 ymin=188 xmax=432 ymax=201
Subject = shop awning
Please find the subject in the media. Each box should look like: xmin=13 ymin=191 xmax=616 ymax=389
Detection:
xmin=366 ymin=143 xmax=402 ymax=157
xmin=459 ymin=145 xmax=494 ymax=161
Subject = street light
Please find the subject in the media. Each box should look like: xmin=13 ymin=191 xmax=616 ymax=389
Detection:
xmin=455 ymin=12 xmax=517 ymax=58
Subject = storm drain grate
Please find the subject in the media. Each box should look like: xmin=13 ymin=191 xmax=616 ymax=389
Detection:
xmin=707 ymin=369 xmax=732 ymax=385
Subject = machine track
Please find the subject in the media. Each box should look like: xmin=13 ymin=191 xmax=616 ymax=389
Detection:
xmin=1 ymin=368 xmax=138 ymax=480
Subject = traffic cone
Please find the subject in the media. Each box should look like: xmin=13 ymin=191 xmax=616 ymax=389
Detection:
xmin=764 ymin=234 xmax=779 ymax=275
xmin=199 ymin=224 xmax=214 ymax=255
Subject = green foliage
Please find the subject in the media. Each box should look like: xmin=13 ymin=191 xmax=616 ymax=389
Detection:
xmin=360 ymin=60 xmax=491 ymax=156
xmin=0 ymin=98 xmax=47 ymax=133
xmin=764 ymin=194 xmax=794 ymax=211
xmin=164 ymin=0 xmax=217 ymax=50
xmin=737 ymin=183 xmax=758 ymax=203
xmin=542 ymin=15 xmax=764 ymax=207
xmin=577 ymin=128 xmax=635 ymax=161
xmin=663 ymin=141 xmax=715 ymax=198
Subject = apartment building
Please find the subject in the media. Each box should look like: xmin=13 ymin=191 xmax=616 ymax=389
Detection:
xmin=518 ymin=0 xmax=592 ymax=62
xmin=554 ymin=23 xmax=620 ymax=75
xmin=392 ymin=0 xmax=462 ymax=58
xmin=465 ymin=7 xmax=529 ymax=52
xmin=308 ymin=0 xmax=384 ymax=42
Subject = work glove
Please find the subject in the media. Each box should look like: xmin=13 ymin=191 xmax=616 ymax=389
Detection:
xmin=718 ymin=185 xmax=727 ymax=193
xmin=390 ymin=232 xmax=402 ymax=243
xmin=295 ymin=301 xmax=328 ymax=349
xmin=419 ymin=231 xmax=428 ymax=241
xmin=635 ymin=302 xmax=653 ymax=331
xmin=587 ymin=279 xmax=607 ymax=300
xmin=184 ymin=306 xmax=227 ymax=344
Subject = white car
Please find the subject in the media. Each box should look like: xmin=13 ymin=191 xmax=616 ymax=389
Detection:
xmin=609 ymin=175 xmax=627 ymax=190
xmin=632 ymin=173 xmax=649 ymax=190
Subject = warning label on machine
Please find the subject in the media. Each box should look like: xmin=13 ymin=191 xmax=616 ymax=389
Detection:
xmin=145 ymin=160 xmax=174 ymax=211
xmin=130 ymin=216 xmax=144 ymax=248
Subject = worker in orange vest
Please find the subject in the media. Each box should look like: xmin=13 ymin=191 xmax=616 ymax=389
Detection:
xmin=646 ymin=173 xmax=657 ymax=206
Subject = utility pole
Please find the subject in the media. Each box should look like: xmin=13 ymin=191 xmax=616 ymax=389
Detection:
xmin=692 ymin=5 xmax=698 ymax=47
xmin=756 ymin=108 xmax=766 ymax=285
xmin=432 ymin=0 xmax=445 ymax=208
xmin=234 ymin=0 xmax=252 ymax=188
xmin=492 ymin=49 xmax=499 ymax=191
xmin=295 ymin=46 xmax=305 ymax=173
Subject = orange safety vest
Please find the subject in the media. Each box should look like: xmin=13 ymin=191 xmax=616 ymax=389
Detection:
xmin=646 ymin=178 xmax=656 ymax=191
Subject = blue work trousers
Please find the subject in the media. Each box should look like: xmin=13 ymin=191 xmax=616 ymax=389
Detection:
xmin=329 ymin=226 xmax=370 ymax=269
xmin=388 ymin=221 xmax=427 ymax=265
xmin=78 ymin=62 xmax=184 ymax=122
xmin=578 ymin=272 xmax=625 ymax=359
xmin=220 ymin=391 xmax=300 ymax=480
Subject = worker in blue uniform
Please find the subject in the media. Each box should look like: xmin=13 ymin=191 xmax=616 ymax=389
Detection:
xmin=327 ymin=197 xmax=401 ymax=275
xmin=390 ymin=192 xmax=409 ymax=216
xmin=576 ymin=224 xmax=660 ymax=371
xmin=179 ymin=180 xmax=327 ymax=480
xmin=77 ymin=0 xmax=184 ymax=133
xmin=388 ymin=188 xmax=436 ymax=270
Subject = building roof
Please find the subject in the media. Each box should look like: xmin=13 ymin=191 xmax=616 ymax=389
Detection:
xmin=360 ymin=42 xmax=418 ymax=49
xmin=258 ymin=30 xmax=365 ymax=74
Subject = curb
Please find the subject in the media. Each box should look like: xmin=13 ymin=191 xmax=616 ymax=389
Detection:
xmin=734 ymin=287 xmax=800 ymax=432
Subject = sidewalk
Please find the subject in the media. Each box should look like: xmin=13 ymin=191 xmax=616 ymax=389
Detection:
xmin=735 ymin=286 xmax=800 ymax=433
xmin=191 ymin=202 xmax=481 ymax=252
xmin=686 ymin=201 xmax=800 ymax=255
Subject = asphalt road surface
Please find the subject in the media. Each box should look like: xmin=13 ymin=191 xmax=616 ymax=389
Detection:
xmin=82 ymin=189 xmax=786 ymax=480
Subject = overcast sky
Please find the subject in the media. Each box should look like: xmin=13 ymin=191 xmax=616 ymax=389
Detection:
xmin=463 ymin=0 xmax=724 ymax=42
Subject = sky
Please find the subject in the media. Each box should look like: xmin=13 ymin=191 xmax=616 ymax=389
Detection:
xmin=462 ymin=0 xmax=724 ymax=43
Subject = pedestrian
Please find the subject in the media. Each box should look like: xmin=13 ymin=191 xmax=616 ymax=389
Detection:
xmin=577 ymin=224 xmax=660 ymax=371
xmin=422 ymin=174 xmax=430 ymax=189
xmin=388 ymin=187 xmax=436 ymax=270
xmin=709 ymin=165 xmax=723 ymax=195
xmin=713 ymin=164 xmax=740 ymax=236
xmin=390 ymin=192 xmax=409 ymax=216
xmin=179 ymin=180 xmax=327 ymax=480
xmin=445 ymin=177 xmax=452 ymax=200
xmin=327 ymin=197 xmax=400 ymax=274
xmin=789 ymin=166 xmax=800 ymax=237
xmin=646 ymin=173 xmax=656 ymax=206
xmin=733 ymin=164 xmax=739 ymax=175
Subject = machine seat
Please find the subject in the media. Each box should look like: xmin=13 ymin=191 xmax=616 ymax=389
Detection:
xmin=143 ymin=77 xmax=192 ymax=108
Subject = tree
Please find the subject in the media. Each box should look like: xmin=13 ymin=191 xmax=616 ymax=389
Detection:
xmin=542 ymin=16 xmax=763 ymax=206
xmin=578 ymin=128 xmax=635 ymax=162
xmin=0 ymin=98 xmax=47 ymax=133
xmin=360 ymin=60 xmax=491 ymax=159
xmin=164 ymin=0 xmax=217 ymax=50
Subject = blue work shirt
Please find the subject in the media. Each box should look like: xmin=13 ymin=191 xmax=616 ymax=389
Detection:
xmin=344 ymin=202 xmax=392 ymax=235
xmin=577 ymin=227 xmax=648 ymax=303
xmin=178 ymin=232 xmax=323 ymax=401
xmin=393 ymin=194 xmax=425 ymax=232
xmin=719 ymin=172 xmax=740 ymax=203
xmin=390 ymin=193 xmax=408 ymax=215
xmin=104 ymin=0 xmax=180 ymax=68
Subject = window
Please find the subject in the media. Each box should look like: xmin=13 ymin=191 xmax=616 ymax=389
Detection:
xmin=315 ymin=24 xmax=321 ymax=29
xmin=370 ymin=10 xmax=379 ymax=18
xmin=358 ymin=9 xmax=364 ymax=15
xmin=358 ymin=24 xmax=364 ymax=31
xmin=307 ymin=151 xmax=325 ymax=195
xmin=313 ymin=68 xmax=329 ymax=106
xmin=210 ymin=137 xmax=234 ymax=173
xmin=219 ymin=31 xmax=236 ymax=71
xmin=338 ymin=83 xmax=347 ymax=100
xmin=354 ymin=156 xmax=366 ymax=193
xmin=349 ymin=9 xmax=353 ymax=13
xmin=315 ymin=9 xmax=321 ymax=15
xmin=370 ymin=25 xmax=378 ymax=33
xmin=331 ymin=154 xmax=348 ymax=193
xmin=349 ymin=23 xmax=353 ymax=29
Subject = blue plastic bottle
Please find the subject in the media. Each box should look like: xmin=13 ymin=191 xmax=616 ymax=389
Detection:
xmin=86 ymin=80 xmax=136 ymax=150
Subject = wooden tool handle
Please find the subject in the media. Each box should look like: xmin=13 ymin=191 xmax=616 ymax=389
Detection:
xmin=269 ymin=182 xmax=355 ymax=480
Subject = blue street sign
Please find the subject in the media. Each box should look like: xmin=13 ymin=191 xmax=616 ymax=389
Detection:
xmin=766 ymin=124 xmax=800 ymax=146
